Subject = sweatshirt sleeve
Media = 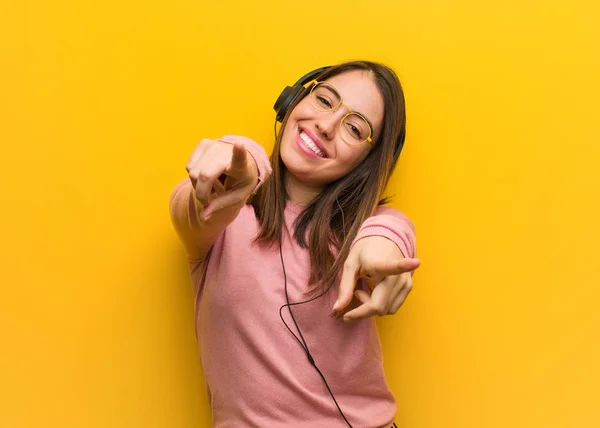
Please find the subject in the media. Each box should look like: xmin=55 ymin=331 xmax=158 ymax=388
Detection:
xmin=352 ymin=206 xmax=417 ymax=259
xmin=217 ymin=135 xmax=272 ymax=193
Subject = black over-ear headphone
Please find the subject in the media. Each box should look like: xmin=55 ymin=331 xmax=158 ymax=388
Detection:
xmin=273 ymin=66 xmax=405 ymax=162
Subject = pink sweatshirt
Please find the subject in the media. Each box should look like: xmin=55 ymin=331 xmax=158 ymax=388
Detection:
xmin=169 ymin=136 xmax=416 ymax=428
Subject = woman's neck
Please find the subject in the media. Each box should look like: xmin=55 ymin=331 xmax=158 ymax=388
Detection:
xmin=284 ymin=171 xmax=323 ymax=207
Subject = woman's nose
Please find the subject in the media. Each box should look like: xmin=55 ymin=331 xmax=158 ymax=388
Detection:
xmin=315 ymin=111 xmax=344 ymax=140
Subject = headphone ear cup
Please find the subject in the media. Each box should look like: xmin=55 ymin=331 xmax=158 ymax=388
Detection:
xmin=274 ymin=66 xmax=331 ymax=123
xmin=274 ymin=86 xmax=303 ymax=123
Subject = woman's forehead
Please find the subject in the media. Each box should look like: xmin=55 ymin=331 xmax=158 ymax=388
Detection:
xmin=324 ymin=70 xmax=384 ymax=132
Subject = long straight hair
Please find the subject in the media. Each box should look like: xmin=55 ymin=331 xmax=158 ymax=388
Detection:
xmin=250 ymin=61 xmax=407 ymax=292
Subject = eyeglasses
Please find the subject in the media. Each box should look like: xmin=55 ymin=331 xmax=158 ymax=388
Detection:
xmin=304 ymin=80 xmax=374 ymax=147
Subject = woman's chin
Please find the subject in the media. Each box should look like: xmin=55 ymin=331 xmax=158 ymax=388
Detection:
xmin=281 ymin=161 xmax=319 ymax=185
xmin=281 ymin=144 xmax=340 ymax=186
xmin=284 ymin=162 xmax=314 ymax=182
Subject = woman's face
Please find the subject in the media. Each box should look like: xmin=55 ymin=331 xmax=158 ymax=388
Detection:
xmin=280 ymin=70 xmax=384 ymax=188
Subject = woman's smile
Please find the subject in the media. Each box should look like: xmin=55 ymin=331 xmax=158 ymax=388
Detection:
xmin=296 ymin=127 xmax=327 ymax=158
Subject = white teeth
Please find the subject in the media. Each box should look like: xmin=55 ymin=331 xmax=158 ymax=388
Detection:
xmin=299 ymin=131 xmax=325 ymax=157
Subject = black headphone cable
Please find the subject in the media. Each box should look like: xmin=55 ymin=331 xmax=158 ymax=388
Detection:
xmin=278 ymin=198 xmax=354 ymax=427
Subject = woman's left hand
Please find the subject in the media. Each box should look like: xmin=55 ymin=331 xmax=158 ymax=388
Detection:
xmin=333 ymin=236 xmax=421 ymax=322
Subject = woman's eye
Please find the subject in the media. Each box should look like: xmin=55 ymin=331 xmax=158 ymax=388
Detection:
xmin=348 ymin=123 xmax=362 ymax=139
xmin=317 ymin=96 xmax=332 ymax=108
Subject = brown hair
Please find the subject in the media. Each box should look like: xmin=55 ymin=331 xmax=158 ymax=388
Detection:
xmin=250 ymin=60 xmax=406 ymax=292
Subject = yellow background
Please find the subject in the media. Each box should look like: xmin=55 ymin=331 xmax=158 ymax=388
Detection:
xmin=1 ymin=0 xmax=599 ymax=427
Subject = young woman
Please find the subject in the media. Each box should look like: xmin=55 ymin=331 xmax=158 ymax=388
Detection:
xmin=170 ymin=61 xmax=420 ymax=428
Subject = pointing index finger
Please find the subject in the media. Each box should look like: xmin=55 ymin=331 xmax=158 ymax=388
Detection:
xmin=366 ymin=258 xmax=421 ymax=277
xmin=226 ymin=142 xmax=248 ymax=176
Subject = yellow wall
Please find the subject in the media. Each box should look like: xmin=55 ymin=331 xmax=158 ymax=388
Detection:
xmin=1 ymin=1 xmax=598 ymax=427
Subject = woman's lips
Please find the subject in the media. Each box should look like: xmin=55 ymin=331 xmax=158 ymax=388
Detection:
xmin=296 ymin=129 xmax=324 ymax=158
xmin=300 ymin=127 xmax=327 ymax=156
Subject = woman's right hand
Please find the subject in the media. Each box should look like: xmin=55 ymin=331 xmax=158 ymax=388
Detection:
xmin=185 ymin=138 xmax=259 ymax=221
